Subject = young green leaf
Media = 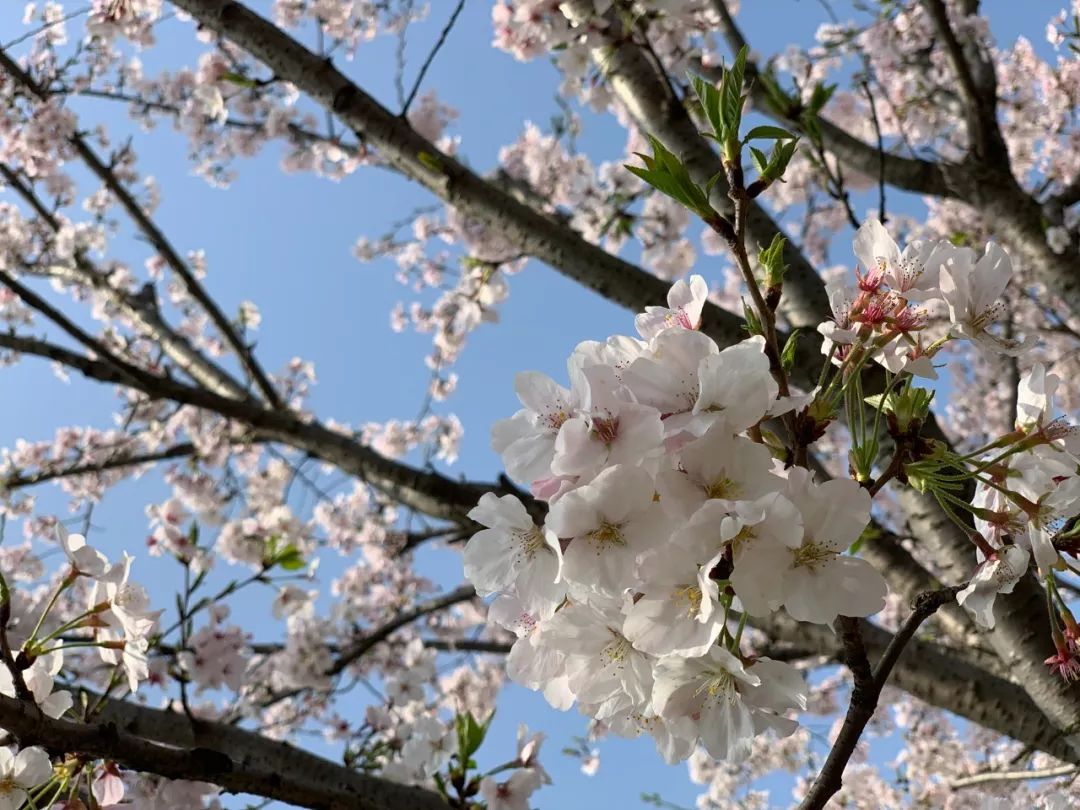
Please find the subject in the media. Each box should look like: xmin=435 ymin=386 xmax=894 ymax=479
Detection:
xmin=221 ymin=71 xmax=258 ymax=88
xmin=780 ymin=329 xmax=801 ymax=375
xmin=721 ymin=45 xmax=749 ymax=134
xmin=690 ymin=73 xmax=724 ymax=141
xmin=807 ymin=81 xmax=838 ymax=115
xmin=749 ymin=146 xmax=769 ymax=175
xmin=742 ymin=125 xmax=796 ymax=143
xmin=742 ymin=298 xmax=763 ymax=336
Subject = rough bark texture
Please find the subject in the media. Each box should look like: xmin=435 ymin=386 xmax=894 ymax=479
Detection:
xmin=0 ymin=694 xmax=448 ymax=810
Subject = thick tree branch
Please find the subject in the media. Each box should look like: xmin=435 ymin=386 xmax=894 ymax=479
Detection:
xmin=896 ymin=486 xmax=1080 ymax=754
xmin=167 ymin=0 xmax=753 ymax=353
xmin=0 ymin=331 xmax=494 ymax=520
xmin=0 ymin=693 xmax=447 ymax=810
xmin=759 ymin=609 xmax=1079 ymax=764
xmin=561 ymin=0 xmax=828 ymax=329
xmin=707 ymin=0 xmax=953 ymax=197
xmin=710 ymin=2 xmax=1080 ymax=322
xmin=920 ymin=0 xmax=1004 ymax=162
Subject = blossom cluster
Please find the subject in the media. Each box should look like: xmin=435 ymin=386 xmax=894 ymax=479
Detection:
xmin=0 ymin=525 xmax=212 ymax=806
xmin=464 ymin=271 xmax=896 ymax=767
xmin=463 ymin=212 xmax=1080 ymax=779
xmin=819 ymin=217 xmax=1030 ymax=380
xmin=817 ymin=220 xmax=1080 ymax=653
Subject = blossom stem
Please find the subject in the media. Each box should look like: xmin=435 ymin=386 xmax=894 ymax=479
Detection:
xmin=30 ymin=605 xmax=110 ymax=652
xmin=931 ymin=493 xmax=996 ymax=557
xmin=25 ymin=570 xmax=78 ymax=649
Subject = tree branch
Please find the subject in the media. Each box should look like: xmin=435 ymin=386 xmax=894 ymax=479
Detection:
xmin=758 ymin=608 xmax=1079 ymax=764
xmin=561 ymin=0 xmax=829 ymax=329
xmin=800 ymin=586 xmax=1003 ymax=809
xmin=0 ymin=46 xmax=282 ymax=409
xmin=920 ymin=0 xmax=1004 ymax=162
xmin=422 ymin=638 xmax=512 ymax=654
xmin=2 ymin=442 xmax=201 ymax=491
xmin=706 ymin=0 xmax=953 ymax=197
xmin=329 ymin=585 xmax=478 ymax=675
xmin=949 ymin=763 xmax=1077 ymax=789
xmin=0 ymin=162 xmax=249 ymax=400
xmin=0 ymin=331 xmax=495 ymax=520
xmin=895 ymin=485 xmax=1080 ymax=757
xmin=0 ymin=693 xmax=447 ymax=810
xmin=167 ymin=0 xmax=754 ymax=354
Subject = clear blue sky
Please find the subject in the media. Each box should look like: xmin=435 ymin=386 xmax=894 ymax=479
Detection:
xmin=0 ymin=1 xmax=1063 ymax=807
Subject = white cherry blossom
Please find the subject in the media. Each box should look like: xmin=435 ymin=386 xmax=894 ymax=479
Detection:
xmin=623 ymin=541 xmax=724 ymax=658
xmin=656 ymin=423 xmax=781 ymax=520
xmin=635 ymin=274 xmax=709 ymax=340
xmin=0 ymin=746 xmax=53 ymax=810
xmin=547 ymin=464 xmax=669 ymax=596
xmin=778 ymin=470 xmax=887 ymax=625
xmin=464 ymin=492 xmax=564 ymax=613
xmin=542 ymin=597 xmax=654 ymax=719
xmin=693 ymin=335 xmax=780 ymax=433
xmin=937 ymin=242 xmax=1032 ymax=355
xmin=957 ymin=545 xmax=1031 ymax=629
xmin=0 ymin=650 xmax=72 ymax=719
xmin=492 ymin=371 xmax=579 ymax=484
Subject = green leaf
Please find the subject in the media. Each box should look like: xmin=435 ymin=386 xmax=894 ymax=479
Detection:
xmin=454 ymin=710 xmax=494 ymax=760
xmin=433 ymin=771 xmax=449 ymax=799
xmin=780 ymin=329 xmax=801 ymax=375
xmin=802 ymin=115 xmax=822 ymax=143
xmin=704 ymin=169 xmax=725 ymax=199
xmin=221 ymin=71 xmax=258 ymax=88
xmin=760 ymin=139 xmax=800 ymax=184
xmin=742 ymin=125 xmax=796 ymax=143
xmin=626 ymin=136 xmax=714 ymax=218
xmin=863 ymin=393 xmax=887 ymax=411
xmin=759 ymin=232 xmax=788 ymax=286
xmin=807 ymin=81 xmax=838 ymax=115
xmin=721 ymin=45 xmax=749 ymax=134
xmin=689 ymin=73 xmax=724 ymax=142
xmin=274 ymin=544 xmax=306 ymax=571
xmin=741 ymin=298 xmax=762 ymax=336
xmin=749 ymin=146 xmax=769 ymax=175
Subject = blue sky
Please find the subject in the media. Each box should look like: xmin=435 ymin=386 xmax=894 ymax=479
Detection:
xmin=0 ymin=1 xmax=1066 ymax=808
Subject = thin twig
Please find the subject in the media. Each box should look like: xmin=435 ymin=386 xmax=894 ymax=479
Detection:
xmin=799 ymin=586 xmax=962 ymax=809
xmin=860 ymin=79 xmax=887 ymax=222
xmin=2 ymin=443 xmax=200 ymax=491
xmin=950 ymin=763 xmax=1077 ymax=789
xmin=401 ymin=0 xmax=466 ymax=115
xmin=0 ymin=47 xmax=283 ymax=409
xmin=2 ymin=6 xmax=90 ymax=50
xmin=0 ymin=269 xmax=147 ymax=389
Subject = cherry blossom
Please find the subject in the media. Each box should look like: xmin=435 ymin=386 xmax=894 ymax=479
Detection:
xmin=938 ymin=242 xmax=1033 ymax=355
xmin=0 ymin=746 xmax=52 ymax=810
xmin=778 ymin=470 xmax=887 ymax=625
xmin=957 ymin=546 xmax=1031 ymax=629
xmin=464 ymin=493 xmax=564 ymax=612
